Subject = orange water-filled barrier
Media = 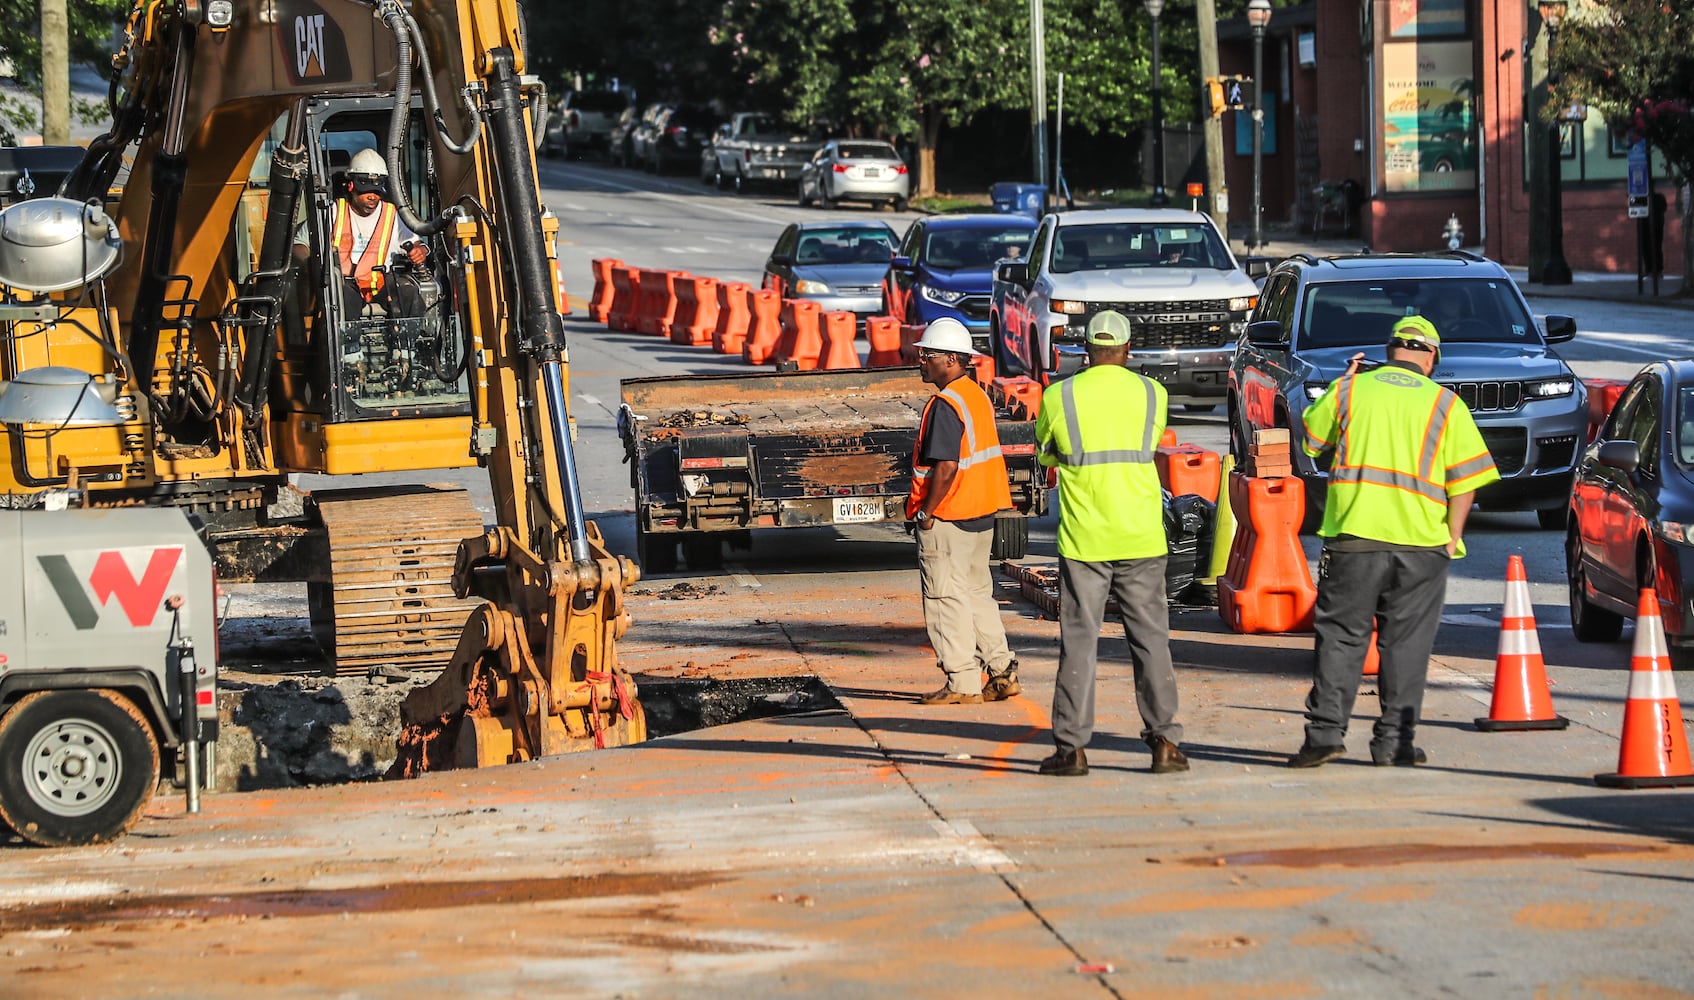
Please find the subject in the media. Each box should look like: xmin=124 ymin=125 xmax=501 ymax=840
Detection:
xmin=1216 ymin=471 xmax=1316 ymax=634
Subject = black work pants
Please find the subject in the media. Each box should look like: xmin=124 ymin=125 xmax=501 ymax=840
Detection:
xmin=1303 ymin=546 xmax=1449 ymax=756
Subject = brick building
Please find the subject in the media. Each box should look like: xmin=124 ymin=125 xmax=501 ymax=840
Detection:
xmin=1214 ymin=0 xmax=1683 ymax=276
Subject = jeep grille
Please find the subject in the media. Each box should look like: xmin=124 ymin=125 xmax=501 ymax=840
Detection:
xmin=1440 ymin=380 xmax=1524 ymax=413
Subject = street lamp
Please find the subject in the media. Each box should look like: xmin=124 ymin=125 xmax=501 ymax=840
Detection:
xmin=1145 ymin=0 xmax=1169 ymax=206
xmin=1247 ymin=0 xmax=1272 ymax=250
xmin=1540 ymin=0 xmax=1573 ymax=284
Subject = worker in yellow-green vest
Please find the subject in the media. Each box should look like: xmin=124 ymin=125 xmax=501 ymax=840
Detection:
xmin=1288 ymin=314 xmax=1499 ymax=770
xmin=1033 ymin=310 xmax=1186 ymax=778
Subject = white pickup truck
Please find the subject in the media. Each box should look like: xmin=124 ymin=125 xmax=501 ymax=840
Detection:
xmin=989 ymin=208 xmax=1267 ymax=410
xmin=702 ymin=112 xmax=825 ymax=193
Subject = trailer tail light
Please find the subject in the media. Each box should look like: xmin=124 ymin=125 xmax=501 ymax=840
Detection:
xmin=1000 ymin=443 xmax=1036 ymax=456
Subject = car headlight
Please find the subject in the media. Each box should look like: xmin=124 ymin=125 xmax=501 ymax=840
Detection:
xmin=1524 ymin=377 xmax=1576 ymax=399
xmin=920 ymin=285 xmax=967 ymax=305
xmin=1305 ymin=383 xmax=1328 ymax=401
xmin=794 ymin=279 xmax=832 ymax=295
xmin=1229 ymin=296 xmax=1258 ymax=312
xmin=1659 ymin=520 xmax=1694 ymax=545
xmin=1050 ymin=299 xmax=1088 ymax=315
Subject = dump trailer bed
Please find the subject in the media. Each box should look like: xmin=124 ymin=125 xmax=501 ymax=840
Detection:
xmin=619 ymin=367 xmax=1046 ymax=572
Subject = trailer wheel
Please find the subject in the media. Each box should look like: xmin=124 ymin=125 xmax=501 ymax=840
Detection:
xmin=0 ymin=690 xmax=160 ymax=848
xmin=990 ymin=516 xmax=1029 ymax=561
xmin=636 ymin=527 xmax=679 ymax=575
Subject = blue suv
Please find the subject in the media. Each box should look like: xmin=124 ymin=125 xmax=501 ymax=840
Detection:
xmin=885 ymin=214 xmax=1036 ymax=352
xmin=1228 ymin=252 xmax=1587 ymax=529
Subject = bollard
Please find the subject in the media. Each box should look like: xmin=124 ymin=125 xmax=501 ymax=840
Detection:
xmin=714 ymin=282 xmax=752 ymax=354
xmin=1216 ymin=471 xmax=1316 ymax=634
xmin=865 ymin=316 xmax=904 ymax=367
xmin=819 ymin=311 xmax=862 ymax=369
xmin=589 ymin=257 xmax=623 ymax=323
xmin=607 ymin=265 xmax=638 ymax=331
xmin=742 ymin=289 xmax=784 ymax=364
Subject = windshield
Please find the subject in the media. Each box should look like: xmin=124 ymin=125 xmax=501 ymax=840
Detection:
xmin=1048 ymin=222 xmax=1232 ymax=273
xmin=839 ymin=143 xmax=899 ymax=160
xmin=923 ymin=224 xmax=1037 ymax=269
xmin=796 ymin=226 xmax=896 ymax=265
xmin=1298 ymin=277 xmax=1540 ymax=350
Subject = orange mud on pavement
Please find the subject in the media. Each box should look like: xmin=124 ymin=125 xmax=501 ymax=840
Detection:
xmin=4 ymin=566 xmax=1694 ymax=997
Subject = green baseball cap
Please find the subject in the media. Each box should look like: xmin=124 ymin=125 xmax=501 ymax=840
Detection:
xmin=1086 ymin=310 xmax=1133 ymax=346
xmin=1392 ymin=314 xmax=1442 ymax=348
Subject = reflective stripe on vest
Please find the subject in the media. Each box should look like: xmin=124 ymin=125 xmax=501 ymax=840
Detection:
xmin=334 ymin=200 xmax=399 ymax=299
xmin=1050 ymin=372 xmax=1159 ymax=467
xmin=1326 ymin=373 xmax=1462 ymax=507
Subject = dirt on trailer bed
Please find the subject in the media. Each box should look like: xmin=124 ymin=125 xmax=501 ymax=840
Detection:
xmin=622 ymin=367 xmax=934 ymax=435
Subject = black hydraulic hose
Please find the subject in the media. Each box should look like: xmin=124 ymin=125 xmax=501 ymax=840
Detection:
xmin=377 ymin=1 xmax=475 ymax=237
xmin=233 ymin=117 xmax=310 ymax=420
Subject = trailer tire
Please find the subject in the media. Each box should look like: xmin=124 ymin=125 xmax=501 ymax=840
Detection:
xmin=636 ymin=528 xmax=679 ymax=575
xmin=0 ymin=689 xmax=160 ymax=848
xmin=990 ymin=516 xmax=1029 ymax=561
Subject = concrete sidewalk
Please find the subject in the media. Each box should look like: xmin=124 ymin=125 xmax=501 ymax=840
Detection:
xmin=1236 ymin=229 xmax=1690 ymax=308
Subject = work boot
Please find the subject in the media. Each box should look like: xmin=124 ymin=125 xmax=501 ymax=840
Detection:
xmin=981 ymin=669 xmax=1022 ymax=703
xmin=1038 ymin=746 xmax=1088 ymax=776
xmin=917 ymin=686 xmax=982 ymax=706
xmin=1371 ymin=745 xmax=1427 ymax=767
xmin=1287 ymin=742 xmax=1346 ymax=769
xmin=1147 ymin=735 xmax=1189 ymax=774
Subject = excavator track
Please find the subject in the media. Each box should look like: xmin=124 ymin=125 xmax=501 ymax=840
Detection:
xmin=307 ymin=486 xmax=487 ymax=677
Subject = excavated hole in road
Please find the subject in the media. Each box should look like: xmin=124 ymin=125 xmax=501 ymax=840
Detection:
xmin=214 ymin=673 xmax=844 ymax=791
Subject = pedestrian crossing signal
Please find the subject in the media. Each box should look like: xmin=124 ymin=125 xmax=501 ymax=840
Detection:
xmin=1204 ymin=76 xmax=1252 ymax=118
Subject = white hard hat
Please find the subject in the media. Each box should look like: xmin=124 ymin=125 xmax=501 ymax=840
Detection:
xmin=349 ymin=149 xmax=389 ymax=177
xmin=913 ymin=317 xmax=979 ymax=356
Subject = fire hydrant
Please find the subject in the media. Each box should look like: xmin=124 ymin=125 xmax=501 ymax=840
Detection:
xmin=1442 ymin=213 xmax=1464 ymax=251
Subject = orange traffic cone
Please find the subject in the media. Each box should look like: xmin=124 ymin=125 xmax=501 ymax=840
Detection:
xmin=1362 ymin=625 xmax=1379 ymax=677
xmin=1476 ymin=555 xmax=1570 ymax=732
xmin=1596 ymin=588 xmax=1694 ymax=788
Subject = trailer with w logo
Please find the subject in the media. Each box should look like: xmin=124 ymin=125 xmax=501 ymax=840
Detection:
xmin=0 ymin=509 xmax=218 ymax=846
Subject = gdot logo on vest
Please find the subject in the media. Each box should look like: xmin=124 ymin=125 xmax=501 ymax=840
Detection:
xmin=38 ymin=547 xmax=186 ymax=631
xmin=1375 ymin=371 xmax=1422 ymax=389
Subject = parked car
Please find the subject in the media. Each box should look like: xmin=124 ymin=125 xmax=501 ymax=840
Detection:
xmin=606 ymin=105 xmax=643 ymax=167
xmin=540 ymin=90 xmax=628 ymax=159
xmin=1229 ymin=251 xmax=1587 ymax=527
xmin=990 ymin=208 xmax=1260 ymax=400
xmin=704 ymin=112 xmax=826 ymax=192
xmin=1566 ymin=360 xmax=1694 ymax=655
xmin=618 ymin=102 xmax=671 ymax=168
xmin=797 ymin=140 xmax=910 ymax=211
xmin=886 ymin=214 xmax=1036 ymax=350
xmin=645 ymin=104 xmax=718 ymax=174
xmin=763 ymin=221 xmax=898 ymax=324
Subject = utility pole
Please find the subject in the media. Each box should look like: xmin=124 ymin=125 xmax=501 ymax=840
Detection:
xmin=40 ymin=0 xmax=70 ymax=145
xmin=1195 ymin=0 xmax=1228 ymax=235
xmin=1030 ymin=0 xmax=1049 ymax=197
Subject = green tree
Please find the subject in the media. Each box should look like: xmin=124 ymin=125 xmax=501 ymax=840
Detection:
xmin=1552 ymin=0 xmax=1694 ymax=286
xmin=0 ymin=0 xmax=127 ymax=145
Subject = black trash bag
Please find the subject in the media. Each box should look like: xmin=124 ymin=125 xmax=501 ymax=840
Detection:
xmin=1163 ymin=491 xmax=1216 ymax=600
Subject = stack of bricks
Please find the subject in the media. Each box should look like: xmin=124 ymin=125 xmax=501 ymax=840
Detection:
xmin=1245 ymin=428 xmax=1294 ymax=478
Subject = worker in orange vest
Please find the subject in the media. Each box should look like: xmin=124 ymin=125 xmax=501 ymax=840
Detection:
xmin=906 ymin=318 xmax=1020 ymax=705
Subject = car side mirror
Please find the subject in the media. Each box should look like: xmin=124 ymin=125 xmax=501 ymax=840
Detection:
xmin=997 ymin=261 xmax=1029 ymax=285
xmin=770 ymin=254 xmax=794 ymax=268
xmin=1545 ymin=314 xmax=1577 ymax=343
xmin=1242 ymin=257 xmax=1272 ymax=279
xmin=1245 ymin=320 xmax=1288 ymax=347
xmin=1596 ymin=438 xmax=1640 ymax=472
xmin=891 ymin=255 xmax=913 ymax=272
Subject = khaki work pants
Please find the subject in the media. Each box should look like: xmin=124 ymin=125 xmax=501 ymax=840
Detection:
xmin=916 ymin=517 xmax=1014 ymax=694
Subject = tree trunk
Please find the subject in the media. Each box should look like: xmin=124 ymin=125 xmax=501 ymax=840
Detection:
xmin=40 ymin=0 xmax=70 ymax=145
xmin=915 ymin=110 xmax=941 ymax=198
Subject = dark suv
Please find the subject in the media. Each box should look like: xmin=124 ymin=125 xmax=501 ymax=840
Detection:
xmin=1228 ymin=252 xmax=1587 ymax=528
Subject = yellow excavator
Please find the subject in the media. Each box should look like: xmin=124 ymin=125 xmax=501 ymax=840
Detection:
xmin=0 ymin=0 xmax=644 ymax=768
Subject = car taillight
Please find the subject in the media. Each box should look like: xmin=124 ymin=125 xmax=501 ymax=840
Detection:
xmin=894 ymin=164 xmax=909 ymax=174
xmin=568 ymin=110 xmax=579 ymax=128
xmin=833 ymin=163 xmax=850 ymax=173
xmin=667 ymin=126 xmax=683 ymax=135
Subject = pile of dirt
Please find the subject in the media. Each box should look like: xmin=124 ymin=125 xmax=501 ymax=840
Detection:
xmin=216 ymin=674 xmax=421 ymax=790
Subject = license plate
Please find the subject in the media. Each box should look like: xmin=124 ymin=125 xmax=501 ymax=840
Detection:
xmin=834 ymin=498 xmax=884 ymax=523
xmin=863 ymin=167 xmax=881 ymax=178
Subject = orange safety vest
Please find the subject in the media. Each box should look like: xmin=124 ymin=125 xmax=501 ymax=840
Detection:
xmin=333 ymin=199 xmax=400 ymax=300
xmin=907 ymin=376 xmax=1012 ymax=521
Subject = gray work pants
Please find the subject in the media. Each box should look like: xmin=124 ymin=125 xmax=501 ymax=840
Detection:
xmin=1052 ymin=555 xmax=1182 ymax=752
xmin=1303 ymin=546 xmax=1450 ymax=756
xmin=917 ymin=517 xmax=1014 ymax=694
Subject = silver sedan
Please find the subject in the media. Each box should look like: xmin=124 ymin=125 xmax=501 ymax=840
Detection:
xmin=798 ymin=141 xmax=911 ymax=211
